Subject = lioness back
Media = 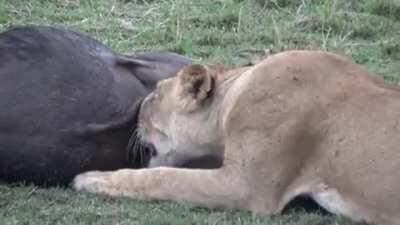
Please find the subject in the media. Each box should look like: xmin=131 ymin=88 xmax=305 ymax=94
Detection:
xmin=224 ymin=51 xmax=400 ymax=224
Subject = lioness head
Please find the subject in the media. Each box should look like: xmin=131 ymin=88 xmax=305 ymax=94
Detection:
xmin=137 ymin=64 xmax=223 ymax=168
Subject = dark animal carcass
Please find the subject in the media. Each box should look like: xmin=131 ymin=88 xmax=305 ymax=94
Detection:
xmin=0 ymin=25 xmax=190 ymax=185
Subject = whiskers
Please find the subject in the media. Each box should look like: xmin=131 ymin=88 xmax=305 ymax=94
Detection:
xmin=126 ymin=128 xmax=150 ymax=168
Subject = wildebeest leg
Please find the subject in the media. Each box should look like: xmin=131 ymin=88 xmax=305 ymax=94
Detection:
xmin=73 ymin=167 xmax=249 ymax=210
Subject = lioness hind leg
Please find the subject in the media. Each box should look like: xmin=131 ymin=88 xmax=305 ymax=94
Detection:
xmin=73 ymin=167 xmax=250 ymax=210
xmin=310 ymin=183 xmax=395 ymax=225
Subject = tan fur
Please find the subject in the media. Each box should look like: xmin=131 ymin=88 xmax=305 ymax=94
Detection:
xmin=73 ymin=50 xmax=400 ymax=225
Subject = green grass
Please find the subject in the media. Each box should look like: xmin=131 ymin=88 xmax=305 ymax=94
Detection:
xmin=1 ymin=184 xmax=356 ymax=225
xmin=0 ymin=0 xmax=399 ymax=224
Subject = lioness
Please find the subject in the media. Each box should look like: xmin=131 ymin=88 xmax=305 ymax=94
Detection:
xmin=74 ymin=50 xmax=400 ymax=225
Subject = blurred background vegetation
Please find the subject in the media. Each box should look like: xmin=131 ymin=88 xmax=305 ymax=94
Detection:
xmin=0 ymin=0 xmax=398 ymax=80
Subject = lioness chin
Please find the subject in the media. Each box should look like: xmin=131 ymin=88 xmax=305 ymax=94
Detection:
xmin=73 ymin=50 xmax=400 ymax=225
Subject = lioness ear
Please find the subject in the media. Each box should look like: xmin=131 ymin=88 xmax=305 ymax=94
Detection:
xmin=176 ymin=64 xmax=214 ymax=111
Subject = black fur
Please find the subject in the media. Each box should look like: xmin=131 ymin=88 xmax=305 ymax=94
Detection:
xmin=0 ymin=25 xmax=190 ymax=185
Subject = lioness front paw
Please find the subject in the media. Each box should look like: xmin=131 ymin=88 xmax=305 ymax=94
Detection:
xmin=72 ymin=171 xmax=110 ymax=193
